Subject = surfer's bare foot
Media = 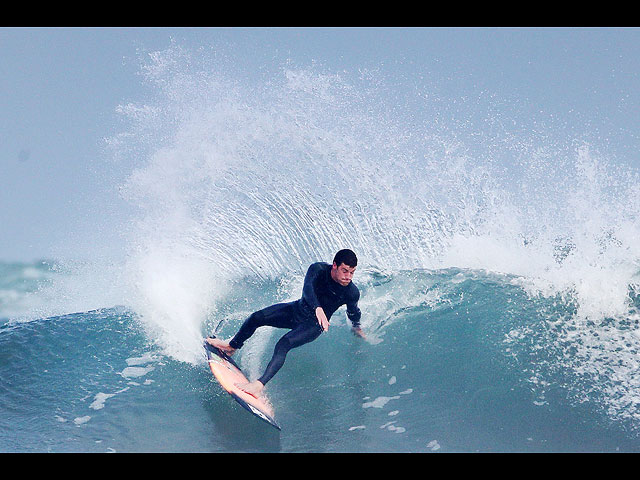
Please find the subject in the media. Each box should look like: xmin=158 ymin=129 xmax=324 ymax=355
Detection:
xmin=206 ymin=337 xmax=236 ymax=355
xmin=236 ymin=380 xmax=264 ymax=397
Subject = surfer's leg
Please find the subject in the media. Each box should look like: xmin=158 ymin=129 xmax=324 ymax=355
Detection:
xmin=257 ymin=322 xmax=322 ymax=386
xmin=229 ymin=302 xmax=297 ymax=350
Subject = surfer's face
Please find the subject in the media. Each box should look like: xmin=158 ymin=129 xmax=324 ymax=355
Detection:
xmin=331 ymin=262 xmax=356 ymax=286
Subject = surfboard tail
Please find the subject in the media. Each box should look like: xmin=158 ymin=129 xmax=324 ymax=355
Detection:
xmin=230 ymin=392 xmax=281 ymax=430
xmin=204 ymin=338 xmax=281 ymax=431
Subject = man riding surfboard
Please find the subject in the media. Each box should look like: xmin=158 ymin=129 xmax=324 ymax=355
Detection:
xmin=206 ymin=249 xmax=365 ymax=397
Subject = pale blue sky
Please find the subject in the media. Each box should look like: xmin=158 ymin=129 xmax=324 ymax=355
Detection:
xmin=1 ymin=27 xmax=639 ymax=261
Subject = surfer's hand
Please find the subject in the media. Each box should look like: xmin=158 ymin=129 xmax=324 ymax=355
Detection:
xmin=352 ymin=326 xmax=366 ymax=339
xmin=316 ymin=307 xmax=329 ymax=331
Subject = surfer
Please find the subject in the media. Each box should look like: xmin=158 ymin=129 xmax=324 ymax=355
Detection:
xmin=206 ymin=249 xmax=365 ymax=397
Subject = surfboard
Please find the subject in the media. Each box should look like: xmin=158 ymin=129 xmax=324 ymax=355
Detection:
xmin=204 ymin=336 xmax=281 ymax=430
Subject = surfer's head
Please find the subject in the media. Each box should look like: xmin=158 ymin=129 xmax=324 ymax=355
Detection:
xmin=331 ymin=249 xmax=357 ymax=286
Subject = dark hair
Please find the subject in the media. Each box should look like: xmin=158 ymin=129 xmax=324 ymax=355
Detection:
xmin=333 ymin=249 xmax=358 ymax=268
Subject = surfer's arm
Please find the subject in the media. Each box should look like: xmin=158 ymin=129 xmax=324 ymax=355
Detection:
xmin=346 ymin=303 xmax=361 ymax=327
xmin=302 ymin=262 xmax=323 ymax=310
xmin=302 ymin=263 xmax=330 ymax=330
xmin=346 ymin=290 xmax=365 ymax=338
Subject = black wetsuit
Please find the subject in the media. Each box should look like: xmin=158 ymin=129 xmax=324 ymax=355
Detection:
xmin=229 ymin=262 xmax=362 ymax=385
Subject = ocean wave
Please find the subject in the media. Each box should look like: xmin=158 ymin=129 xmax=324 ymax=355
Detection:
xmin=3 ymin=268 xmax=640 ymax=451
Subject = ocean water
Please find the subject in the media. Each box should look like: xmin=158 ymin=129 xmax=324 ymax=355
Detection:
xmin=2 ymin=45 xmax=640 ymax=452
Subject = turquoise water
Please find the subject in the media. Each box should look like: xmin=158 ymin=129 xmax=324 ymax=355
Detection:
xmin=2 ymin=263 xmax=640 ymax=452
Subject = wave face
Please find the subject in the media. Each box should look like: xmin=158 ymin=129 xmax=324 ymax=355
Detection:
xmin=2 ymin=265 xmax=640 ymax=452
xmin=2 ymin=45 xmax=640 ymax=451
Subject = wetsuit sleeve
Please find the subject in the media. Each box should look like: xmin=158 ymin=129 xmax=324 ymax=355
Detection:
xmin=302 ymin=263 xmax=323 ymax=310
xmin=346 ymin=288 xmax=362 ymax=328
